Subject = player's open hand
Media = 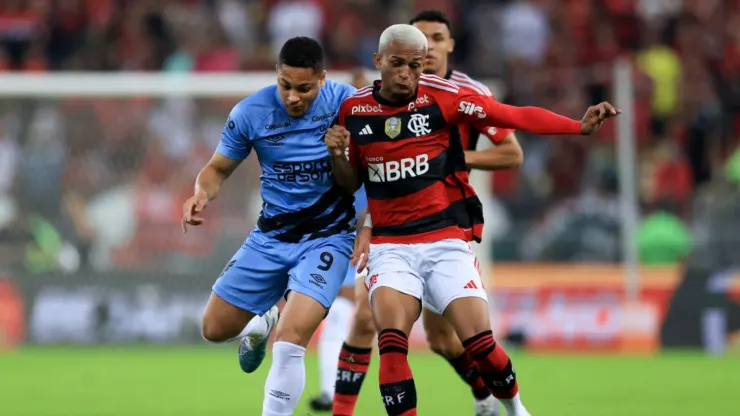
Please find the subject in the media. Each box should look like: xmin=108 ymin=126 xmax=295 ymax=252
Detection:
xmin=182 ymin=190 xmax=209 ymax=233
xmin=351 ymin=226 xmax=371 ymax=272
xmin=325 ymin=125 xmax=350 ymax=157
xmin=580 ymin=102 xmax=622 ymax=135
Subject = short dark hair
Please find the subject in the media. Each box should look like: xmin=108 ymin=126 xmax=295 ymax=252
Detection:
xmin=278 ymin=37 xmax=324 ymax=72
xmin=409 ymin=10 xmax=452 ymax=32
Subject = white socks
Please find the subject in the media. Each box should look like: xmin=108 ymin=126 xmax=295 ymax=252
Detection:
xmin=500 ymin=393 xmax=530 ymax=416
xmin=318 ymin=296 xmax=354 ymax=397
xmin=262 ymin=341 xmax=307 ymax=416
xmin=226 ymin=313 xmax=270 ymax=343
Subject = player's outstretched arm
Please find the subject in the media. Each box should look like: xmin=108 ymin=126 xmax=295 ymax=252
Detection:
xmin=182 ymin=153 xmax=242 ymax=233
xmin=454 ymin=95 xmax=621 ymax=136
xmin=325 ymin=125 xmax=361 ymax=193
xmin=464 ymin=132 xmax=523 ymax=171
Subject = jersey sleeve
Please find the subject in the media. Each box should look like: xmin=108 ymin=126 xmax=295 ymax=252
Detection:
xmin=449 ymin=92 xmax=582 ymax=136
xmin=216 ymin=102 xmax=253 ymax=160
xmin=336 ymin=102 xmax=361 ymax=170
xmin=476 ymin=125 xmax=515 ymax=145
xmin=471 ymin=92 xmax=515 ymax=144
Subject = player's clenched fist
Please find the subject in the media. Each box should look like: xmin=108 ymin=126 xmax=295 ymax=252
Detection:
xmin=324 ymin=125 xmax=350 ymax=157
xmin=181 ymin=190 xmax=209 ymax=233
xmin=580 ymin=101 xmax=622 ymax=135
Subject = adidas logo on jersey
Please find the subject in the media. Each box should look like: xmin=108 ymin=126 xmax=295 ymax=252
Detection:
xmin=359 ymin=125 xmax=373 ymax=135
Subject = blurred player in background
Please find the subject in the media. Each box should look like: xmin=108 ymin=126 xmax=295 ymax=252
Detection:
xmin=329 ymin=11 xmax=524 ymax=416
xmin=327 ymin=24 xmax=619 ymax=416
xmin=182 ymin=37 xmax=360 ymax=416
xmin=310 ymin=69 xmax=371 ymax=412
xmin=311 ymin=185 xmax=368 ymax=411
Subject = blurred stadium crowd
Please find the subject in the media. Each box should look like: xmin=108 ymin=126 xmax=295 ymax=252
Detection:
xmin=1 ymin=0 xmax=739 ymax=274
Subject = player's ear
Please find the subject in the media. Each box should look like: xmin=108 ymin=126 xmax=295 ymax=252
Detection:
xmin=448 ymin=38 xmax=455 ymax=54
xmin=318 ymin=69 xmax=327 ymax=87
xmin=373 ymin=53 xmax=382 ymax=70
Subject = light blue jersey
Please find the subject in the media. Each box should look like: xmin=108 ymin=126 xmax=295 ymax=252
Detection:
xmin=217 ymin=80 xmax=358 ymax=243
xmin=212 ymin=80 xmax=360 ymax=315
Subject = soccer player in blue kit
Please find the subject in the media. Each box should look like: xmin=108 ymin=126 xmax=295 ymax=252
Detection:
xmin=181 ymin=37 xmax=361 ymax=416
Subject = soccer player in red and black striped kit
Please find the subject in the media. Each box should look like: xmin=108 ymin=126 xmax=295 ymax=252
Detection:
xmin=328 ymin=10 xmax=523 ymax=416
xmin=325 ymin=23 xmax=619 ymax=416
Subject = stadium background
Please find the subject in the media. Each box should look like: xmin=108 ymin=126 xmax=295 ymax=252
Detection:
xmin=1 ymin=0 xmax=739 ymax=414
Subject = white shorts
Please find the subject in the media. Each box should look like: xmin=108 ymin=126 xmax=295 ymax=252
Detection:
xmin=364 ymin=238 xmax=487 ymax=315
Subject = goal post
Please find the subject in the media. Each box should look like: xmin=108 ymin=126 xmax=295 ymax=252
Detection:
xmin=0 ymin=71 xmax=371 ymax=97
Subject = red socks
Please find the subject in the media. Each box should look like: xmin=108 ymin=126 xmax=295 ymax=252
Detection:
xmin=447 ymin=352 xmax=493 ymax=400
xmin=463 ymin=330 xmax=519 ymax=399
xmin=377 ymin=329 xmax=417 ymax=416
xmin=333 ymin=343 xmax=372 ymax=416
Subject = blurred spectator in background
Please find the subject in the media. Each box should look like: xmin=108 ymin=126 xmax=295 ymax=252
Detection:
xmin=268 ymin=0 xmax=324 ymax=59
xmin=637 ymin=25 xmax=682 ymax=137
xmin=0 ymin=118 xmax=19 ymax=230
xmin=637 ymin=201 xmax=693 ymax=265
xmin=0 ymin=183 xmax=78 ymax=274
xmin=690 ymin=145 xmax=740 ymax=270
xmin=0 ymin=0 xmax=739 ymax=272
xmin=521 ymin=169 xmax=621 ymax=263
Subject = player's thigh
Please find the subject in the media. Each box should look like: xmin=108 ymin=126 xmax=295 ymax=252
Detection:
xmin=366 ymin=243 xmax=422 ymax=335
xmin=422 ymin=306 xmax=464 ymax=358
xmin=205 ymin=238 xmax=290 ymax=340
xmin=287 ymin=233 xmax=354 ymax=311
xmin=421 ymin=239 xmax=490 ymax=341
xmin=337 ymin=263 xmax=359 ymax=302
xmin=347 ymin=276 xmax=376 ymax=345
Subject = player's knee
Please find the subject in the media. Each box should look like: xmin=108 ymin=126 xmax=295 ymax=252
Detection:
xmin=274 ymin=329 xmax=310 ymax=347
xmin=426 ymin=327 xmax=463 ymax=360
xmin=201 ymin=318 xmax=230 ymax=343
xmin=274 ymin=320 xmax=313 ymax=347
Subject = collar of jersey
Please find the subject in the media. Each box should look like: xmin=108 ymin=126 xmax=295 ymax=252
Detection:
xmin=372 ymin=80 xmax=418 ymax=108
xmin=443 ymin=69 xmax=453 ymax=80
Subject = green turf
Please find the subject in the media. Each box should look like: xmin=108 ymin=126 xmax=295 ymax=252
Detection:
xmin=1 ymin=346 xmax=738 ymax=415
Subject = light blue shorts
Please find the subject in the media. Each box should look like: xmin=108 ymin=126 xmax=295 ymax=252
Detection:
xmin=213 ymin=229 xmax=354 ymax=315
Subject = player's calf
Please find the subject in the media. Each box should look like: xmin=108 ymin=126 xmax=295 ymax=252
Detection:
xmin=201 ymin=291 xmax=258 ymax=342
xmin=201 ymin=291 xmax=279 ymax=374
xmin=313 ymin=287 xmax=355 ymax=412
xmin=346 ymin=282 xmax=377 ymax=347
xmin=371 ymin=287 xmax=421 ymax=416
xmin=262 ymin=291 xmax=328 ymax=415
xmin=423 ymin=308 xmax=493 ymax=405
xmin=333 ymin=282 xmax=376 ymax=416
xmin=444 ymin=298 xmax=529 ymax=416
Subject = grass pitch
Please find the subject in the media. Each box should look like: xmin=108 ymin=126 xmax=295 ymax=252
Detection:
xmin=1 ymin=346 xmax=738 ymax=415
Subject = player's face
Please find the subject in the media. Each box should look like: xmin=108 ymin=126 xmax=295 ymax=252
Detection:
xmin=277 ymin=65 xmax=327 ymax=117
xmin=413 ymin=21 xmax=454 ymax=75
xmin=373 ymin=41 xmax=426 ymax=100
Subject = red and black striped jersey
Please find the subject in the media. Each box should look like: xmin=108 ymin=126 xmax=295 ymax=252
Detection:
xmin=445 ymin=69 xmax=514 ymax=151
xmin=337 ymin=74 xmax=582 ymax=245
